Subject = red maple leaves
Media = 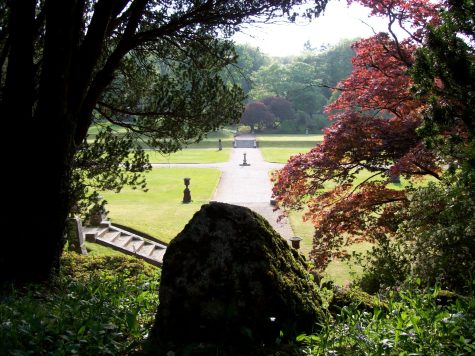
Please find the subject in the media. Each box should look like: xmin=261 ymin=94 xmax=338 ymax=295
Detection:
xmin=273 ymin=0 xmax=442 ymax=270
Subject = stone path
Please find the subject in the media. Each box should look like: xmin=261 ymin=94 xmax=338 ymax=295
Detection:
xmin=151 ymin=134 xmax=295 ymax=239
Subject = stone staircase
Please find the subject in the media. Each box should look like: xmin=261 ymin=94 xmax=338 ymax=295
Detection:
xmin=234 ymin=139 xmax=257 ymax=148
xmin=83 ymin=221 xmax=167 ymax=266
xmin=233 ymin=134 xmax=257 ymax=148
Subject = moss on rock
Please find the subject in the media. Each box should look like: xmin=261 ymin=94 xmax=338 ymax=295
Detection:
xmin=148 ymin=202 xmax=323 ymax=354
xmin=328 ymin=286 xmax=386 ymax=315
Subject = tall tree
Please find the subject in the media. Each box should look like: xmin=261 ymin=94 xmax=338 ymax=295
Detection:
xmin=412 ymin=0 xmax=475 ymax=168
xmin=0 ymin=0 xmax=328 ymax=284
xmin=397 ymin=0 xmax=475 ymax=290
xmin=227 ymin=44 xmax=269 ymax=96
xmin=261 ymin=96 xmax=295 ymax=121
xmin=273 ymin=0 xmax=441 ymax=270
xmin=240 ymin=101 xmax=276 ymax=132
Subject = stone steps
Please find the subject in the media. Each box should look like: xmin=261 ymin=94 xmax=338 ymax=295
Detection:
xmin=234 ymin=139 xmax=257 ymax=148
xmin=83 ymin=222 xmax=167 ymax=266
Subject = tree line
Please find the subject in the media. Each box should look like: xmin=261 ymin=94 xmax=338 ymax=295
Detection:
xmin=233 ymin=40 xmax=354 ymax=133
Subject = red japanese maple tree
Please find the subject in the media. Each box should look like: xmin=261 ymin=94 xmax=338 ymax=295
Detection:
xmin=273 ymin=0 xmax=442 ymax=270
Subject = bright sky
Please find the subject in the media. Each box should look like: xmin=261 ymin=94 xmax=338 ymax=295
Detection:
xmin=233 ymin=2 xmax=397 ymax=57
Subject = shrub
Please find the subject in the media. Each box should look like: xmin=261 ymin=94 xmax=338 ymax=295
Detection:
xmin=297 ymin=284 xmax=475 ymax=355
xmin=0 ymin=253 xmax=160 ymax=355
xmin=356 ymin=234 xmax=410 ymax=294
xmin=397 ymin=176 xmax=475 ymax=292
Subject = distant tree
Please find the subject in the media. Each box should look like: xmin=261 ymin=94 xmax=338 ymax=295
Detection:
xmin=261 ymin=96 xmax=295 ymax=121
xmin=240 ymin=101 xmax=276 ymax=132
xmin=248 ymin=41 xmax=355 ymax=131
xmin=248 ymin=62 xmax=289 ymax=99
xmin=228 ymin=44 xmax=270 ymax=96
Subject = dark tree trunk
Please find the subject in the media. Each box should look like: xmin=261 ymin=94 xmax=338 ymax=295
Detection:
xmin=1 ymin=0 xmax=79 ymax=284
xmin=0 ymin=0 xmax=131 ymax=285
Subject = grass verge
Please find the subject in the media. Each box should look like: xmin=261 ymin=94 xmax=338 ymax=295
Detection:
xmin=146 ymin=148 xmax=230 ymax=163
xmin=256 ymin=134 xmax=322 ymax=163
xmin=102 ymin=167 xmax=220 ymax=243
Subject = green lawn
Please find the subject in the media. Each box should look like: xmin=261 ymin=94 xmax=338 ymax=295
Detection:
xmin=289 ymin=210 xmax=372 ymax=286
xmin=85 ymin=241 xmax=125 ymax=256
xmin=102 ymin=167 xmax=220 ymax=243
xmin=260 ymin=148 xmax=312 ymax=163
xmin=146 ymin=148 xmax=230 ymax=163
xmin=256 ymin=134 xmax=324 ymax=147
xmin=256 ymin=134 xmax=323 ymax=163
xmin=87 ymin=124 xmax=237 ymax=149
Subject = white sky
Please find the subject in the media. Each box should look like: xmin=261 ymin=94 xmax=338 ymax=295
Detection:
xmin=233 ymin=2 xmax=398 ymax=57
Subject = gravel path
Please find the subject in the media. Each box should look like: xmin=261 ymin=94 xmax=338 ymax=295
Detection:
xmin=151 ymin=135 xmax=295 ymax=238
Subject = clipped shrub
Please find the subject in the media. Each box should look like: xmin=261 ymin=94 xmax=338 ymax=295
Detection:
xmin=60 ymin=251 xmax=158 ymax=282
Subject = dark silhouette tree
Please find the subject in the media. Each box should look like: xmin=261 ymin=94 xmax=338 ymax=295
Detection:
xmin=261 ymin=96 xmax=295 ymax=121
xmin=0 ymin=0 xmax=328 ymax=284
xmin=240 ymin=101 xmax=276 ymax=132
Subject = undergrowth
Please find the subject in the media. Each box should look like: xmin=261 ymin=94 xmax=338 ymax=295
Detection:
xmin=0 ymin=253 xmax=160 ymax=355
xmin=1 ymin=253 xmax=474 ymax=355
xmin=299 ymin=282 xmax=475 ymax=355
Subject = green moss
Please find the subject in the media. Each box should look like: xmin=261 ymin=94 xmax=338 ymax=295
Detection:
xmin=148 ymin=202 xmax=325 ymax=354
xmin=60 ymin=252 xmax=158 ymax=282
xmin=328 ymin=287 xmax=387 ymax=315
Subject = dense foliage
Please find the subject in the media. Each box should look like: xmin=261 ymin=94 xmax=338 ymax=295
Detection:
xmin=0 ymin=0 xmax=328 ymax=283
xmin=274 ymin=0 xmax=475 ymax=292
xmin=247 ymin=40 xmax=355 ymax=132
xmin=3 ymin=256 xmax=474 ymax=354
xmin=299 ymin=283 xmax=475 ymax=354
xmin=0 ymin=253 xmax=160 ymax=354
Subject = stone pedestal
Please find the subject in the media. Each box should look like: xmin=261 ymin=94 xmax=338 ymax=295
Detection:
xmin=183 ymin=178 xmax=192 ymax=203
xmin=67 ymin=217 xmax=87 ymax=254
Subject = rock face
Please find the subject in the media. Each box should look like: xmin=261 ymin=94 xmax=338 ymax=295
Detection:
xmin=148 ymin=202 xmax=323 ymax=353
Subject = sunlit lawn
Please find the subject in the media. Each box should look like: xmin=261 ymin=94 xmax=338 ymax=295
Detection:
xmin=260 ymin=148 xmax=313 ymax=163
xmin=102 ymin=167 xmax=220 ymax=243
xmin=256 ymin=134 xmax=324 ymax=147
xmin=85 ymin=241 xmax=125 ymax=256
xmin=256 ymin=134 xmax=323 ymax=163
xmin=289 ymin=210 xmax=372 ymax=286
xmin=146 ymin=148 xmax=230 ymax=163
xmin=87 ymin=123 xmax=236 ymax=149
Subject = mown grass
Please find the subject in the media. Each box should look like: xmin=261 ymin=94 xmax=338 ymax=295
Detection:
xmin=87 ymin=124 xmax=236 ymax=149
xmin=146 ymin=148 xmax=230 ymax=163
xmin=289 ymin=210 xmax=371 ymax=286
xmin=260 ymin=148 xmax=313 ymax=163
xmin=85 ymin=242 xmax=125 ymax=256
xmin=256 ymin=134 xmax=323 ymax=163
xmin=102 ymin=167 xmax=220 ymax=243
xmin=256 ymin=134 xmax=324 ymax=147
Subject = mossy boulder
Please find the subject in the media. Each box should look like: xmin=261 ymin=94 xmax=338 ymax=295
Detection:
xmin=148 ymin=202 xmax=323 ymax=354
xmin=328 ymin=286 xmax=386 ymax=315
